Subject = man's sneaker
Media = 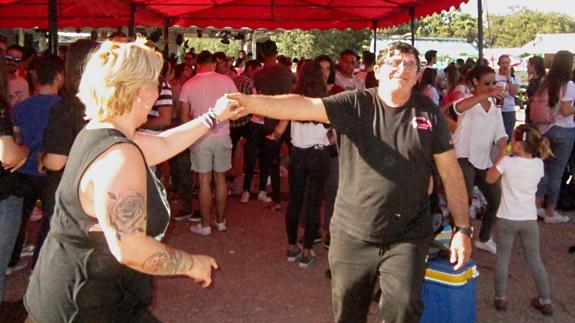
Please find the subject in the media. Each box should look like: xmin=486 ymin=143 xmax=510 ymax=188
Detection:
xmin=544 ymin=211 xmax=570 ymax=223
xmin=536 ymin=208 xmax=546 ymax=219
xmin=475 ymin=238 xmax=497 ymax=254
xmin=189 ymin=211 xmax=202 ymax=222
xmin=240 ymin=191 xmax=250 ymax=203
xmin=215 ymin=221 xmax=227 ymax=232
xmin=20 ymin=244 xmax=35 ymax=258
xmin=287 ymin=245 xmax=303 ymax=262
xmin=494 ymin=298 xmax=508 ymax=312
xmin=299 ymin=250 xmax=316 ymax=268
xmin=173 ymin=213 xmax=192 ymax=221
xmin=6 ymin=260 xmax=27 ymax=276
xmin=257 ymin=191 xmax=272 ymax=203
xmin=270 ymin=203 xmax=281 ymax=212
xmin=190 ymin=224 xmax=211 ymax=236
xmin=531 ymin=297 xmax=553 ymax=315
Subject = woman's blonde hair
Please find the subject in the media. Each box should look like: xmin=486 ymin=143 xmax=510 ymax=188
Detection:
xmin=78 ymin=38 xmax=163 ymax=121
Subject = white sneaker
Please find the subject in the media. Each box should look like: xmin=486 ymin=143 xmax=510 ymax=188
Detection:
xmin=20 ymin=244 xmax=35 ymax=258
xmin=190 ymin=224 xmax=211 ymax=236
xmin=240 ymin=191 xmax=250 ymax=203
xmin=536 ymin=208 xmax=546 ymax=218
xmin=215 ymin=221 xmax=227 ymax=232
xmin=475 ymin=238 xmax=497 ymax=254
xmin=173 ymin=213 xmax=192 ymax=221
xmin=6 ymin=260 xmax=27 ymax=276
xmin=544 ymin=211 xmax=570 ymax=223
xmin=257 ymin=191 xmax=272 ymax=203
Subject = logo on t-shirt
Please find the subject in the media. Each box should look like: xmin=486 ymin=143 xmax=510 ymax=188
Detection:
xmin=411 ymin=116 xmax=432 ymax=130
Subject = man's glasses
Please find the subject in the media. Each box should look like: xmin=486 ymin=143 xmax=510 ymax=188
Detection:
xmin=383 ymin=60 xmax=418 ymax=71
xmin=483 ymin=81 xmax=498 ymax=86
xmin=5 ymin=55 xmax=22 ymax=63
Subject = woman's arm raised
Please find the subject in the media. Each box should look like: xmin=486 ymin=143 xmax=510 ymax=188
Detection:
xmin=134 ymin=96 xmax=241 ymax=166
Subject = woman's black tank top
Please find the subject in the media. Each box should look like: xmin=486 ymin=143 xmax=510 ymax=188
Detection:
xmin=25 ymin=128 xmax=170 ymax=323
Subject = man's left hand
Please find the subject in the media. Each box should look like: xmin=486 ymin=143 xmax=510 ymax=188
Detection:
xmin=450 ymin=232 xmax=472 ymax=270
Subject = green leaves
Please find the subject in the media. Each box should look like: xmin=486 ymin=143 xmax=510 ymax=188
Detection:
xmin=489 ymin=9 xmax=575 ymax=48
xmin=272 ymin=29 xmax=372 ymax=59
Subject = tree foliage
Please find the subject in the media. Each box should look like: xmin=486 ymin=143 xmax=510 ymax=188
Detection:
xmin=379 ymin=11 xmax=477 ymax=43
xmin=272 ymin=29 xmax=372 ymax=59
xmin=182 ymin=38 xmax=242 ymax=57
xmin=488 ymin=8 xmax=575 ymax=47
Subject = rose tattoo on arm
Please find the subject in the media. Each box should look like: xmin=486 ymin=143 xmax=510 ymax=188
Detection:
xmin=107 ymin=192 xmax=146 ymax=241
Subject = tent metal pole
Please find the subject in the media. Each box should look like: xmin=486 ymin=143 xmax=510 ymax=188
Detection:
xmin=372 ymin=20 xmax=377 ymax=54
xmin=163 ymin=18 xmax=170 ymax=59
xmin=477 ymin=0 xmax=484 ymax=62
xmin=128 ymin=2 xmax=136 ymax=39
xmin=409 ymin=7 xmax=415 ymax=46
xmin=48 ymin=0 xmax=58 ymax=55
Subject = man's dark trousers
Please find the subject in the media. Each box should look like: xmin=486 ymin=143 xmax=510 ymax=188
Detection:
xmin=328 ymin=224 xmax=432 ymax=323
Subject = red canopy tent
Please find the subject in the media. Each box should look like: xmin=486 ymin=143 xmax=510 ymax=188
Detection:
xmin=0 ymin=0 xmax=163 ymax=28
xmin=0 ymin=0 xmax=469 ymax=30
xmin=1 ymin=0 xmax=478 ymax=56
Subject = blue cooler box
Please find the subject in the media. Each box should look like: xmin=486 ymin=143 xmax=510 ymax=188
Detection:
xmin=420 ymin=257 xmax=479 ymax=323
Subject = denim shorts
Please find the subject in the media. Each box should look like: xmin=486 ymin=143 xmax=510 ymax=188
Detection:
xmin=190 ymin=135 xmax=232 ymax=173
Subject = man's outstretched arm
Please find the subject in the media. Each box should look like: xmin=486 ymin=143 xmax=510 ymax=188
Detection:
xmin=227 ymin=93 xmax=330 ymax=124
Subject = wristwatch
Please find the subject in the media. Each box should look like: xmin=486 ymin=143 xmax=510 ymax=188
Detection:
xmin=453 ymin=226 xmax=474 ymax=238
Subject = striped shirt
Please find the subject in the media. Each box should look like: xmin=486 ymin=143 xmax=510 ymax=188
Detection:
xmin=149 ymin=81 xmax=172 ymax=118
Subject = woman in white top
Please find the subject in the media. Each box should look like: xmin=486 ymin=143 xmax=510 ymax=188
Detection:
xmin=534 ymin=50 xmax=575 ymax=223
xmin=418 ymin=68 xmax=440 ymax=106
xmin=285 ymin=61 xmax=331 ymax=268
xmin=486 ymin=125 xmax=553 ymax=315
xmin=453 ymin=65 xmax=507 ymax=255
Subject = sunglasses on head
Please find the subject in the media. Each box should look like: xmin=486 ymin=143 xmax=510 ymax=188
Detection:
xmin=5 ymin=55 xmax=22 ymax=63
xmin=483 ymin=80 xmax=498 ymax=86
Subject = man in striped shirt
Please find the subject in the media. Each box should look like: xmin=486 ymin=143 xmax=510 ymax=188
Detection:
xmin=141 ymin=61 xmax=173 ymax=131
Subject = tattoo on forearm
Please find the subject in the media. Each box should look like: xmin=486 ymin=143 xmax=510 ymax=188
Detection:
xmin=141 ymin=248 xmax=194 ymax=274
xmin=107 ymin=192 xmax=146 ymax=241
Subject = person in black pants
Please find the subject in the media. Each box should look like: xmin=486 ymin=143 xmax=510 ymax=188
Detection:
xmin=252 ymin=40 xmax=295 ymax=210
xmin=229 ymin=42 xmax=472 ymax=323
xmin=284 ymin=61 xmax=331 ymax=268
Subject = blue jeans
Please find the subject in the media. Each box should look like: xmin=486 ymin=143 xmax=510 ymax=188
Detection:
xmin=537 ymin=126 xmax=575 ymax=207
xmin=501 ymin=111 xmax=516 ymax=142
xmin=0 ymin=195 xmax=23 ymax=298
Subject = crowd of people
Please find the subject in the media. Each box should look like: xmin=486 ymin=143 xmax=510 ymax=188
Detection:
xmin=0 ymin=31 xmax=574 ymax=322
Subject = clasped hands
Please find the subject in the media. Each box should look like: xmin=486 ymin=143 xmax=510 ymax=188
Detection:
xmin=211 ymin=94 xmax=247 ymax=122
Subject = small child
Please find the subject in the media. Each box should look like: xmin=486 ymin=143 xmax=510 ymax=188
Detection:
xmin=485 ymin=124 xmax=554 ymax=315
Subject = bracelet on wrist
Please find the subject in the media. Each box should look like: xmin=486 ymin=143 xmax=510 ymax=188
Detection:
xmin=452 ymin=226 xmax=474 ymax=238
xmin=207 ymin=107 xmax=221 ymax=125
xmin=201 ymin=113 xmax=215 ymax=130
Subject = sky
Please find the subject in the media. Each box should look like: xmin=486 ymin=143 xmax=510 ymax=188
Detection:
xmin=458 ymin=0 xmax=575 ymax=17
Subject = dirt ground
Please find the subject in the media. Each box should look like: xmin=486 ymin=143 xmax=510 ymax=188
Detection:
xmin=3 ymin=189 xmax=575 ymax=323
